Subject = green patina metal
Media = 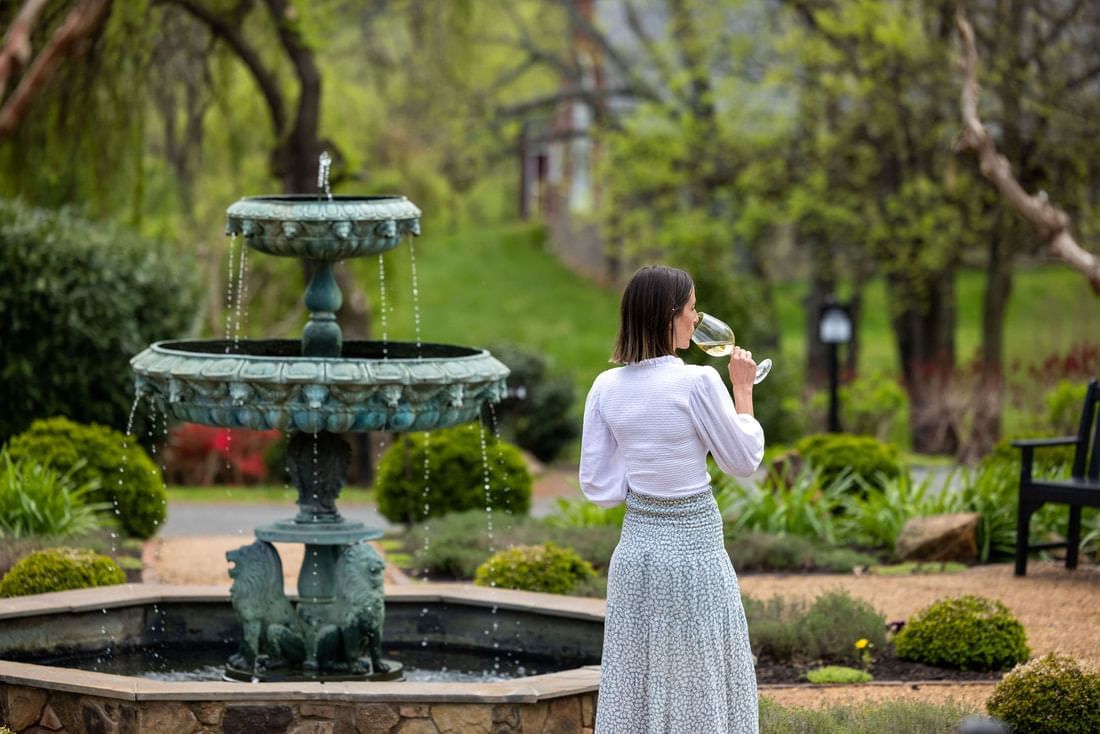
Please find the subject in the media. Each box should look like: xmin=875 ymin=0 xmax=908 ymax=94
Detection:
xmin=131 ymin=193 xmax=507 ymax=682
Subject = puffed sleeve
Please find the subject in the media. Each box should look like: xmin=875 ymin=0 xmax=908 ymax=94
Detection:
xmin=578 ymin=377 xmax=628 ymax=507
xmin=689 ymin=367 xmax=765 ymax=477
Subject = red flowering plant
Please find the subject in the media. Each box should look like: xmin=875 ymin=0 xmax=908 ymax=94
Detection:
xmin=162 ymin=424 xmax=281 ymax=485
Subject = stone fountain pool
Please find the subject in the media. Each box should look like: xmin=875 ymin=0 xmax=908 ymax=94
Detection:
xmin=0 ymin=183 xmax=604 ymax=733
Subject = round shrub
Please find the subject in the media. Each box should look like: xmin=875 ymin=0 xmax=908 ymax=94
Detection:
xmin=0 ymin=547 xmax=125 ymax=597
xmin=894 ymin=595 xmax=1030 ymax=671
xmin=5 ymin=417 xmax=166 ymax=538
xmin=474 ymin=542 xmax=596 ymax=594
xmin=0 ymin=199 xmax=199 ymax=443
xmin=794 ymin=433 xmax=901 ymax=491
xmin=986 ymin=654 xmax=1100 ymax=734
xmin=375 ymin=423 xmax=532 ymax=524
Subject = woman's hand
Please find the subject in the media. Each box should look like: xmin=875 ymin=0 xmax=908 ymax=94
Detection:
xmin=727 ymin=347 xmax=756 ymax=416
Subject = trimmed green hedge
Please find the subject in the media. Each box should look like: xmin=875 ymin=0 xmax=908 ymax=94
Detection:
xmin=894 ymin=595 xmax=1029 ymax=671
xmin=0 ymin=199 xmax=199 ymax=442
xmin=375 ymin=423 xmax=531 ymax=524
xmin=795 ymin=433 xmax=901 ymax=491
xmin=987 ymin=654 xmax=1100 ymax=734
xmin=0 ymin=547 xmax=125 ymax=597
xmin=5 ymin=418 xmax=166 ymax=538
xmin=474 ymin=542 xmax=596 ymax=594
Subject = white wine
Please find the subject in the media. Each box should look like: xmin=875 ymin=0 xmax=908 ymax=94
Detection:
xmin=695 ymin=340 xmax=735 ymax=357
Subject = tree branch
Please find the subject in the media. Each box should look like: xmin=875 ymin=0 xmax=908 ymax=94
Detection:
xmin=159 ymin=0 xmax=287 ymax=137
xmin=954 ymin=14 xmax=1100 ymax=294
xmin=0 ymin=0 xmax=112 ymax=141
xmin=0 ymin=0 xmax=51 ymax=102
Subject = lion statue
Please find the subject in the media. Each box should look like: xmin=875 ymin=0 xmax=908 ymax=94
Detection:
xmin=226 ymin=540 xmax=306 ymax=675
xmin=315 ymin=541 xmax=388 ymax=674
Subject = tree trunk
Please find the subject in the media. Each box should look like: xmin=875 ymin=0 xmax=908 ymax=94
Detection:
xmin=965 ymin=227 xmax=1013 ymax=461
xmin=892 ymin=270 xmax=958 ymax=454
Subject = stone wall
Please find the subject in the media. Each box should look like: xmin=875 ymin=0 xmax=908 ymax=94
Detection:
xmin=0 ymin=685 xmax=596 ymax=734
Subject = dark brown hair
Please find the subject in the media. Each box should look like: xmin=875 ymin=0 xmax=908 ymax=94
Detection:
xmin=611 ymin=265 xmax=694 ymax=364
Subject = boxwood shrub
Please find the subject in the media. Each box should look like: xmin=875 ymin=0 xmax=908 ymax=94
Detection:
xmin=375 ymin=423 xmax=531 ymax=524
xmin=474 ymin=542 xmax=596 ymax=594
xmin=894 ymin=595 xmax=1029 ymax=671
xmin=5 ymin=417 xmax=166 ymax=538
xmin=0 ymin=547 xmax=125 ymax=597
xmin=986 ymin=654 xmax=1100 ymax=734
xmin=794 ymin=433 xmax=901 ymax=491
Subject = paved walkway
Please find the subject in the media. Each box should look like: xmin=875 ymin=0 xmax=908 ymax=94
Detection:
xmin=159 ymin=464 xmax=581 ymax=538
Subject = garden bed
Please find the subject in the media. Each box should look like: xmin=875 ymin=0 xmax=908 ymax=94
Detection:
xmin=755 ymin=645 xmax=1004 ymax=685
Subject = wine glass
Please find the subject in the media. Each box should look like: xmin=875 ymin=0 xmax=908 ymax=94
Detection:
xmin=692 ymin=312 xmax=773 ymax=384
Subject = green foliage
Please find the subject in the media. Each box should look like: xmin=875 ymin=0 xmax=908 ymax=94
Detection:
xmin=0 ymin=199 xmax=199 ymax=442
xmin=744 ymin=589 xmax=885 ymax=665
xmin=725 ymin=532 xmax=877 ymax=574
xmin=986 ymin=654 xmax=1100 ymax=734
xmin=795 ymin=434 xmax=901 ymax=492
xmin=894 ymin=595 xmax=1030 ymax=671
xmin=805 ymin=666 xmax=872 ymax=684
xmin=719 ymin=467 xmax=853 ymax=545
xmin=0 ymin=451 xmax=107 ymax=539
xmin=802 ymin=590 xmax=887 ymax=665
xmin=374 ymin=423 xmax=532 ymax=524
xmin=837 ymin=470 xmax=957 ymax=553
xmin=1044 ymin=380 xmax=1091 ymax=435
xmin=5 ymin=418 xmax=166 ymax=538
xmin=543 ymin=491 xmax=626 ymax=528
xmin=0 ymin=547 xmax=126 ymax=598
xmin=481 ymin=343 xmax=578 ymax=462
xmin=401 ymin=510 xmax=618 ymax=580
xmin=474 ymin=542 xmax=596 ymax=595
xmin=758 ymin=699 xmax=976 ymax=734
xmin=812 ymin=373 xmax=908 ymax=443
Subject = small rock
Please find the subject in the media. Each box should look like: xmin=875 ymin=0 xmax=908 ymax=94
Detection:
xmin=895 ymin=512 xmax=979 ymax=562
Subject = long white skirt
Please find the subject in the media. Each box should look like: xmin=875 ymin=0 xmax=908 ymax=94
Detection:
xmin=595 ymin=489 xmax=758 ymax=734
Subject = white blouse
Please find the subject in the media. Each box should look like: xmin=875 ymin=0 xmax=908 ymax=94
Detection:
xmin=579 ymin=355 xmax=765 ymax=507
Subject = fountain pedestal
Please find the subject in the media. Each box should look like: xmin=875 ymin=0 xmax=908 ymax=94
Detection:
xmin=132 ymin=194 xmax=508 ymax=682
xmin=225 ymin=430 xmax=401 ymax=682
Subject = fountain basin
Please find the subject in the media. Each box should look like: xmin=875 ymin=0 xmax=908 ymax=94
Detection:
xmin=225 ymin=195 xmax=421 ymax=260
xmin=0 ymin=584 xmax=602 ymax=733
xmin=131 ymin=340 xmax=509 ymax=433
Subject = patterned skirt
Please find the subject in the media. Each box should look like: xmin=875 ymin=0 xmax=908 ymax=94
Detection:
xmin=595 ymin=489 xmax=758 ymax=734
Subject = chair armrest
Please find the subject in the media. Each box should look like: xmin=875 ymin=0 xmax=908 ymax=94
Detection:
xmin=1010 ymin=436 xmax=1079 ymax=448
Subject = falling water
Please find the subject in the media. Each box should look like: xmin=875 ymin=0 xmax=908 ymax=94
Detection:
xmin=476 ymin=419 xmax=503 ymax=673
xmin=114 ymin=396 xmax=144 ymax=555
xmin=317 ymin=151 xmax=333 ymax=201
xmin=408 ymin=238 xmax=423 ymax=355
xmin=146 ymin=397 xmax=170 ymax=532
xmin=223 ymin=235 xmax=239 ymax=350
xmin=377 ymin=253 xmax=389 ymax=358
xmin=232 ymin=245 xmax=250 ymax=348
xmin=420 ymin=432 xmax=432 ymax=578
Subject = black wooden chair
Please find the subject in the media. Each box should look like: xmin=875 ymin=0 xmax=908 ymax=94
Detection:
xmin=1013 ymin=378 xmax=1100 ymax=576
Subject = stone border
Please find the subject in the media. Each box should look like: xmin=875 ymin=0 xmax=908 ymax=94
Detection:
xmin=0 ymin=584 xmax=603 ymax=705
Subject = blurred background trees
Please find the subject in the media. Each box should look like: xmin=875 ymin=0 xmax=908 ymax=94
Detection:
xmin=1 ymin=0 xmax=1097 ymax=460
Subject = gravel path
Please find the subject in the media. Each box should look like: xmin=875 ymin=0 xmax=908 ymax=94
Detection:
xmin=151 ymin=466 xmax=1100 ymax=712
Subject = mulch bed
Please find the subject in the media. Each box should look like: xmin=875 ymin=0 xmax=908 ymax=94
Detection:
xmin=755 ymin=646 xmax=1005 ymax=685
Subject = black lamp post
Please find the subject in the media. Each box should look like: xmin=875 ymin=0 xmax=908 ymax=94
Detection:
xmin=818 ymin=299 xmax=853 ymax=433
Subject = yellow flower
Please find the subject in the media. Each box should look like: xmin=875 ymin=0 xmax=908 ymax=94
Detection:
xmin=855 ymin=639 xmax=869 ymax=650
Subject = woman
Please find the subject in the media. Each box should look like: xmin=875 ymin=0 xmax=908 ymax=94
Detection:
xmin=580 ymin=265 xmax=763 ymax=734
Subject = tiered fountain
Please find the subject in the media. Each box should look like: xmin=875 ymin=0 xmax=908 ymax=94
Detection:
xmin=131 ymin=192 xmax=509 ymax=681
xmin=0 ymin=182 xmax=604 ymax=733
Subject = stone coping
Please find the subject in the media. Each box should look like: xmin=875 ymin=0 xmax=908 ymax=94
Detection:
xmin=0 ymin=583 xmax=604 ymax=704
xmin=0 ymin=583 xmax=607 ymax=622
